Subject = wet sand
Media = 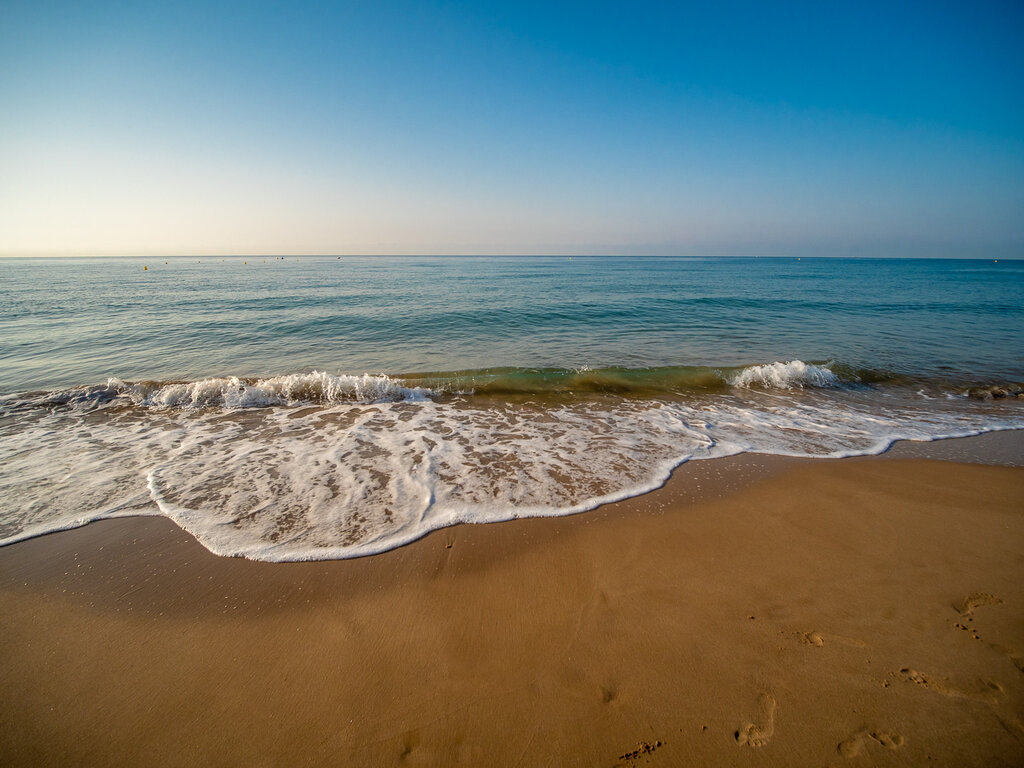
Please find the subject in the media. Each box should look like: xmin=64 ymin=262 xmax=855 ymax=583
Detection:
xmin=1 ymin=434 xmax=1023 ymax=767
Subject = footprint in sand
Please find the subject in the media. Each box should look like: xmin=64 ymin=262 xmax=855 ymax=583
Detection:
xmin=618 ymin=740 xmax=663 ymax=765
xmin=735 ymin=693 xmax=776 ymax=747
xmin=954 ymin=592 xmax=1002 ymax=617
xmin=952 ymin=620 xmax=982 ymax=640
xmin=950 ymin=592 xmax=1024 ymax=673
xmin=796 ymin=631 xmax=866 ymax=649
xmin=896 ymin=668 xmax=1005 ymax=704
xmin=837 ymin=729 xmax=904 ymax=758
xmin=951 ymin=593 xmax=1024 ymax=675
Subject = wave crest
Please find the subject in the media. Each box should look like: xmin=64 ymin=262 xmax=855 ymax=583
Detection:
xmin=97 ymin=372 xmax=432 ymax=408
xmin=0 ymin=362 xmax=917 ymax=411
xmin=732 ymin=360 xmax=839 ymax=390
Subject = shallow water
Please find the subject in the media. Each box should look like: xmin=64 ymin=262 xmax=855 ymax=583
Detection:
xmin=1 ymin=256 xmax=1021 ymax=559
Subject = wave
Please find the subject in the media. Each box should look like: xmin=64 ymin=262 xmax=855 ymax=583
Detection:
xmin=6 ymin=361 xmax=1021 ymax=414
xmin=730 ymin=360 xmax=839 ymax=389
xmin=17 ymin=372 xmax=433 ymax=410
xmin=1 ymin=367 xmax=1021 ymax=561
xmin=6 ymin=361 xmax=889 ymax=410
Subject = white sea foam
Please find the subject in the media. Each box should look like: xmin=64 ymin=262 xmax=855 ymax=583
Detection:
xmin=732 ymin=360 xmax=839 ymax=389
xmin=1 ymin=386 xmax=1020 ymax=561
xmin=108 ymin=371 xmax=432 ymax=408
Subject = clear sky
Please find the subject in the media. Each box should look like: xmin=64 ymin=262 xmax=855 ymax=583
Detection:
xmin=1 ymin=0 xmax=1022 ymax=257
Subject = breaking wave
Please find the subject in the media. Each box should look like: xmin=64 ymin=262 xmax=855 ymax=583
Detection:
xmin=0 ymin=361 xmax=1021 ymax=561
xmin=9 ymin=360 xmax=897 ymax=412
xmin=22 ymin=372 xmax=433 ymax=410
xmin=731 ymin=360 xmax=840 ymax=389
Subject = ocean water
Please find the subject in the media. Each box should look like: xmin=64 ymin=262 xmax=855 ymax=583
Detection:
xmin=1 ymin=255 xmax=1021 ymax=560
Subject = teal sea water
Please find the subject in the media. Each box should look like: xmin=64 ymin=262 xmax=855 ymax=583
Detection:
xmin=1 ymin=256 xmax=1022 ymax=560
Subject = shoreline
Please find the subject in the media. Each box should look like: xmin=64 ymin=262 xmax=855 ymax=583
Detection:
xmin=2 ymin=432 xmax=1023 ymax=766
xmin=2 ymin=426 xmax=1022 ymax=560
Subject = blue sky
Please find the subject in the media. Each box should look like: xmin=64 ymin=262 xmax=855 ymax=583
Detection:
xmin=1 ymin=0 xmax=1021 ymax=256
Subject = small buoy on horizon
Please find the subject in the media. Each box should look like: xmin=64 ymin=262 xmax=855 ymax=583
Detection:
xmin=244 ymin=261 xmax=247 ymax=264
xmin=165 ymin=261 xmax=168 ymax=264
xmin=143 ymin=266 xmax=147 ymax=270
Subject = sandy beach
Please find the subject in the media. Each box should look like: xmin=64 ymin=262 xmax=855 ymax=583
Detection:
xmin=6 ymin=1 xmax=1023 ymax=764
xmin=2 ymin=433 xmax=1022 ymax=767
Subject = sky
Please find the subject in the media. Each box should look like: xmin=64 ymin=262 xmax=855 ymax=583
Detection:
xmin=1 ymin=0 xmax=1022 ymax=257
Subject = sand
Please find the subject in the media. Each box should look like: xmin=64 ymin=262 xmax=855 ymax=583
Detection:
xmin=1 ymin=435 xmax=1023 ymax=767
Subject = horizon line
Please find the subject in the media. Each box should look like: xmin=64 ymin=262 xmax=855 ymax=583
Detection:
xmin=1 ymin=253 xmax=1020 ymax=261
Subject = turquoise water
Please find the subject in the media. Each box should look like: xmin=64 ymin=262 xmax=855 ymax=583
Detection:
xmin=2 ymin=256 xmax=1022 ymax=392
xmin=1 ymin=256 xmax=1022 ymax=560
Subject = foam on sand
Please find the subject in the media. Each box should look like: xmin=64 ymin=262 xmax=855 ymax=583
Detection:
xmin=2 ymin=373 xmax=1021 ymax=560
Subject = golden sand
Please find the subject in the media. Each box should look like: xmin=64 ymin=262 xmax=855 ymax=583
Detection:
xmin=1 ymin=443 xmax=1022 ymax=766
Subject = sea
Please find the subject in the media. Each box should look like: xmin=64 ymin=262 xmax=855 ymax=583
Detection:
xmin=1 ymin=256 xmax=1021 ymax=561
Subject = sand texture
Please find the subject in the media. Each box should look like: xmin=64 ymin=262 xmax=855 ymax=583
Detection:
xmin=1 ymin=447 xmax=1023 ymax=767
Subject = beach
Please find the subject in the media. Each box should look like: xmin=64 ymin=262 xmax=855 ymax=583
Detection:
xmin=2 ymin=432 xmax=1022 ymax=767
xmin=5 ymin=0 xmax=1023 ymax=763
